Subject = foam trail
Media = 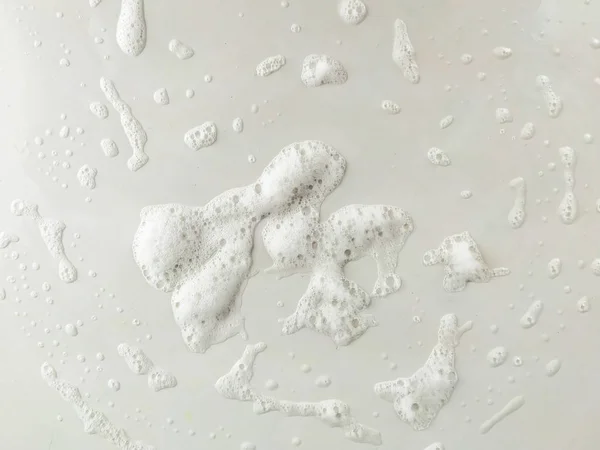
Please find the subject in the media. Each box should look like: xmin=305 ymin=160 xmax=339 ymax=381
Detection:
xmin=557 ymin=146 xmax=577 ymax=224
xmin=100 ymin=77 xmax=149 ymax=171
xmin=480 ymin=395 xmax=525 ymax=434
xmin=392 ymin=19 xmax=420 ymax=84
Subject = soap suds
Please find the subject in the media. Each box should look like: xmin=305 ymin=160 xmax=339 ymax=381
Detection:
xmin=101 ymin=139 xmax=119 ymax=157
xmin=301 ymin=54 xmax=348 ymax=87
xmin=100 ymin=77 xmax=149 ymax=171
xmin=0 ymin=231 xmax=19 ymax=248
xmin=117 ymin=343 xmax=177 ymax=391
xmin=338 ymin=0 xmax=368 ymax=25
xmin=381 ymin=100 xmax=400 ymax=114
xmin=508 ymin=177 xmax=526 ymax=229
xmin=486 ymin=346 xmax=508 ymax=367
xmin=77 ymin=164 xmax=97 ymax=190
xmin=153 ymin=88 xmax=169 ymax=105
xmin=423 ymin=232 xmax=510 ymax=292
xmin=89 ymin=102 xmax=109 ymax=119
xmin=11 ymin=199 xmax=77 ymax=283
xmin=557 ymin=146 xmax=577 ymax=224
xmin=427 ymin=148 xmax=451 ymax=167
xmin=215 ymin=342 xmax=381 ymax=445
xmin=168 ymin=39 xmax=194 ymax=60
xmin=480 ymin=395 xmax=525 ymax=434
xmin=256 ymin=55 xmax=286 ymax=77
xmin=392 ymin=19 xmax=420 ymax=84
xmin=184 ymin=122 xmax=218 ymax=150
xmin=374 ymin=314 xmax=472 ymax=430
xmin=536 ymin=75 xmax=562 ymax=118
xmin=116 ymin=0 xmax=146 ymax=57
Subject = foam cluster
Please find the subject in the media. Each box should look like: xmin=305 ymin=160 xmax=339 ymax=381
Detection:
xmin=557 ymin=146 xmax=577 ymax=224
xmin=392 ymin=19 xmax=420 ymax=84
xmin=256 ymin=55 xmax=286 ymax=77
xmin=536 ymin=75 xmax=562 ymax=118
xmin=184 ymin=122 xmax=217 ymax=150
xmin=41 ymin=362 xmax=156 ymax=449
xmin=374 ymin=314 xmax=472 ymax=430
xmin=0 ymin=231 xmax=19 ymax=249
xmin=77 ymin=164 xmax=97 ymax=190
xmin=423 ymin=231 xmax=510 ymax=292
xmin=301 ymin=54 xmax=348 ymax=87
xmin=338 ymin=0 xmax=368 ymax=25
xmin=117 ymin=343 xmax=177 ymax=392
xmin=116 ymin=0 xmax=147 ymax=57
xmin=168 ymin=39 xmax=194 ymax=60
xmin=214 ymin=342 xmax=382 ymax=445
xmin=101 ymin=138 xmax=119 ymax=157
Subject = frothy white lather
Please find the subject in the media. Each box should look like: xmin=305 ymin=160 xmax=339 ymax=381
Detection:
xmin=116 ymin=0 xmax=146 ymax=57
xmin=439 ymin=115 xmax=454 ymax=129
xmin=547 ymin=258 xmax=561 ymax=279
xmin=495 ymin=108 xmax=513 ymax=124
xmin=100 ymin=77 xmax=149 ymax=171
xmin=132 ymin=140 xmax=347 ymax=353
xmin=301 ymin=54 xmax=348 ymax=87
xmin=11 ymin=199 xmax=77 ymax=283
xmin=557 ymin=146 xmax=577 ymax=224
xmin=492 ymin=47 xmax=512 ymax=59
xmin=423 ymin=232 xmax=510 ymax=293
xmin=117 ymin=343 xmax=177 ymax=392
xmin=536 ymin=75 xmax=562 ymax=118
xmin=256 ymin=55 xmax=286 ymax=77
xmin=41 ymin=362 xmax=156 ymax=450
xmin=215 ymin=343 xmax=382 ymax=446
xmin=101 ymin=138 xmax=119 ymax=157
xmin=89 ymin=102 xmax=109 ymax=119
xmin=520 ymin=122 xmax=535 ymax=140
xmin=393 ymin=19 xmax=420 ymax=84
xmin=480 ymin=395 xmax=525 ymax=434
xmin=520 ymin=300 xmax=543 ymax=328
xmin=153 ymin=88 xmax=169 ymax=105
xmin=427 ymin=147 xmax=451 ymax=166
xmin=184 ymin=122 xmax=217 ymax=150
xmin=545 ymin=359 xmax=561 ymax=377
xmin=486 ymin=346 xmax=508 ymax=367
xmin=338 ymin=0 xmax=368 ymax=25
xmin=381 ymin=100 xmax=400 ymax=114
xmin=0 ymin=231 xmax=19 ymax=249
xmin=77 ymin=164 xmax=97 ymax=190
xmin=264 ymin=205 xmax=414 ymax=345
xmin=232 ymin=118 xmax=244 ymax=133
xmin=168 ymin=39 xmax=194 ymax=60
xmin=374 ymin=314 xmax=472 ymax=430
xmin=508 ymin=177 xmax=526 ymax=229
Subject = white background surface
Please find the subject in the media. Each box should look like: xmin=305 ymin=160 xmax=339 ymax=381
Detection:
xmin=1 ymin=0 xmax=599 ymax=449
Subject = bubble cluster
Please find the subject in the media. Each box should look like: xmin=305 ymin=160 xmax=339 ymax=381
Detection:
xmin=300 ymin=54 xmax=348 ymax=87
xmin=89 ymin=102 xmax=109 ymax=119
xmin=508 ymin=177 xmax=526 ymax=229
xmin=116 ymin=0 xmax=147 ymax=56
xmin=77 ymin=164 xmax=97 ymax=190
xmin=392 ymin=19 xmax=420 ymax=84
xmin=381 ymin=100 xmax=401 ymax=114
xmin=427 ymin=147 xmax=451 ymax=167
xmin=256 ymin=55 xmax=286 ymax=77
xmin=338 ymin=0 xmax=368 ymax=25
xmin=184 ymin=122 xmax=218 ymax=150
xmin=117 ymin=343 xmax=177 ymax=392
xmin=557 ymin=146 xmax=577 ymax=224
xmin=547 ymin=258 xmax=561 ymax=279
xmin=153 ymin=88 xmax=169 ymax=105
xmin=486 ymin=346 xmax=508 ymax=367
xmin=0 ymin=231 xmax=19 ymax=249
xmin=536 ymin=75 xmax=563 ymax=118
xmin=519 ymin=122 xmax=535 ymax=140
xmin=101 ymin=139 xmax=119 ymax=157
xmin=168 ymin=39 xmax=194 ymax=60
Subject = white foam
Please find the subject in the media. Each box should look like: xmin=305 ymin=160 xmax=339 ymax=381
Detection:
xmin=184 ymin=122 xmax=218 ymax=150
xmin=495 ymin=108 xmax=513 ymax=124
xmin=520 ymin=300 xmax=543 ymax=328
xmin=547 ymin=258 xmax=561 ymax=279
xmin=423 ymin=231 xmax=510 ymax=292
xmin=392 ymin=19 xmax=420 ymax=84
xmin=256 ymin=55 xmax=286 ymax=77
xmin=100 ymin=77 xmax=149 ymax=171
xmin=439 ymin=115 xmax=454 ymax=129
xmin=41 ymin=362 xmax=156 ymax=449
xmin=492 ymin=46 xmax=512 ymax=59
xmin=374 ymin=314 xmax=472 ymax=430
xmin=591 ymin=259 xmax=600 ymax=276
xmin=381 ymin=100 xmax=401 ymax=114
xmin=215 ymin=343 xmax=382 ymax=446
xmin=508 ymin=177 xmax=526 ymax=229
xmin=265 ymin=204 xmax=414 ymax=345
xmin=424 ymin=443 xmax=444 ymax=450
xmin=536 ymin=75 xmax=563 ymax=118
xmin=118 ymin=343 xmax=177 ymax=391
xmin=101 ymin=138 xmax=119 ymax=157
xmin=89 ymin=0 xmax=103 ymax=7
xmin=520 ymin=122 xmax=535 ymax=140
xmin=301 ymin=54 xmax=348 ymax=87
xmin=116 ymin=0 xmax=146 ymax=56
xmin=577 ymin=296 xmax=590 ymax=313
xmin=77 ymin=164 xmax=97 ymax=190
xmin=89 ymin=102 xmax=109 ymax=119
xmin=427 ymin=148 xmax=451 ymax=166
xmin=59 ymin=125 xmax=70 ymax=138
xmin=132 ymin=140 xmax=348 ymax=353
xmin=315 ymin=375 xmax=332 ymax=387
xmin=11 ymin=199 xmax=77 ymax=283
xmin=232 ymin=117 xmax=244 ymax=133
xmin=168 ymin=39 xmax=194 ymax=60
xmin=486 ymin=346 xmax=508 ymax=367
xmin=460 ymin=53 xmax=473 ymax=64
xmin=480 ymin=395 xmax=524 ymax=434
xmin=153 ymin=88 xmax=169 ymax=105
xmin=0 ymin=231 xmax=19 ymax=249
xmin=545 ymin=359 xmax=561 ymax=376
xmin=557 ymin=146 xmax=577 ymax=224
xmin=338 ymin=0 xmax=368 ymax=25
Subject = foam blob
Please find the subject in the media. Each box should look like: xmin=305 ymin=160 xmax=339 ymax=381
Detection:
xmin=301 ymin=54 xmax=348 ymax=87
xmin=118 ymin=343 xmax=177 ymax=391
xmin=545 ymin=359 xmax=561 ymax=376
xmin=486 ymin=346 xmax=508 ymax=367
xmin=264 ymin=205 xmax=414 ymax=345
xmin=423 ymin=232 xmax=510 ymax=292
xmin=547 ymin=258 xmax=561 ymax=279
xmin=41 ymin=362 xmax=156 ymax=449
xmin=520 ymin=300 xmax=543 ymax=328
xmin=116 ymin=0 xmax=146 ymax=56
xmin=132 ymin=140 xmax=348 ymax=353
xmin=520 ymin=122 xmax=535 ymax=140
xmin=508 ymin=177 xmax=526 ymax=229
xmin=10 ymin=199 xmax=77 ymax=283
xmin=495 ymin=108 xmax=513 ymax=124
xmin=77 ymin=164 xmax=97 ymax=190
xmin=232 ymin=117 xmax=244 ymax=133
xmin=374 ymin=314 xmax=472 ymax=430
xmin=392 ymin=19 xmax=420 ymax=84
xmin=153 ymin=88 xmax=169 ymax=105
xmin=184 ymin=122 xmax=217 ymax=150
xmin=89 ymin=102 xmax=109 ymax=119
xmin=168 ymin=39 xmax=194 ymax=60
xmin=439 ymin=115 xmax=454 ymax=129
xmin=148 ymin=367 xmax=178 ymax=391
xmin=557 ymin=146 xmax=577 ymax=224
xmin=577 ymin=296 xmax=590 ymax=313
xmin=536 ymin=75 xmax=563 ymax=118
xmin=338 ymin=0 xmax=368 ymax=25
xmin=215 ymin=343 xmax=382 ymax=446
xmin=381 ymin=100 xmax=400 ymax=114
xmin=256 ymin=55 xmax=286 ymax=77
xmin=0 ymin=231 xmax=19 ymax=249
xmin=427 ymin=147 xmax=451 ymax=166
xmin=492 ymin=46 xmax=512 ymax=59
xmin=101 ymin=138 xmax=119 ymax=157
xmin=480 ymin=396 xmax=524 ymax=434
xmin=100 ymin=77 xmax=148 ymax=171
